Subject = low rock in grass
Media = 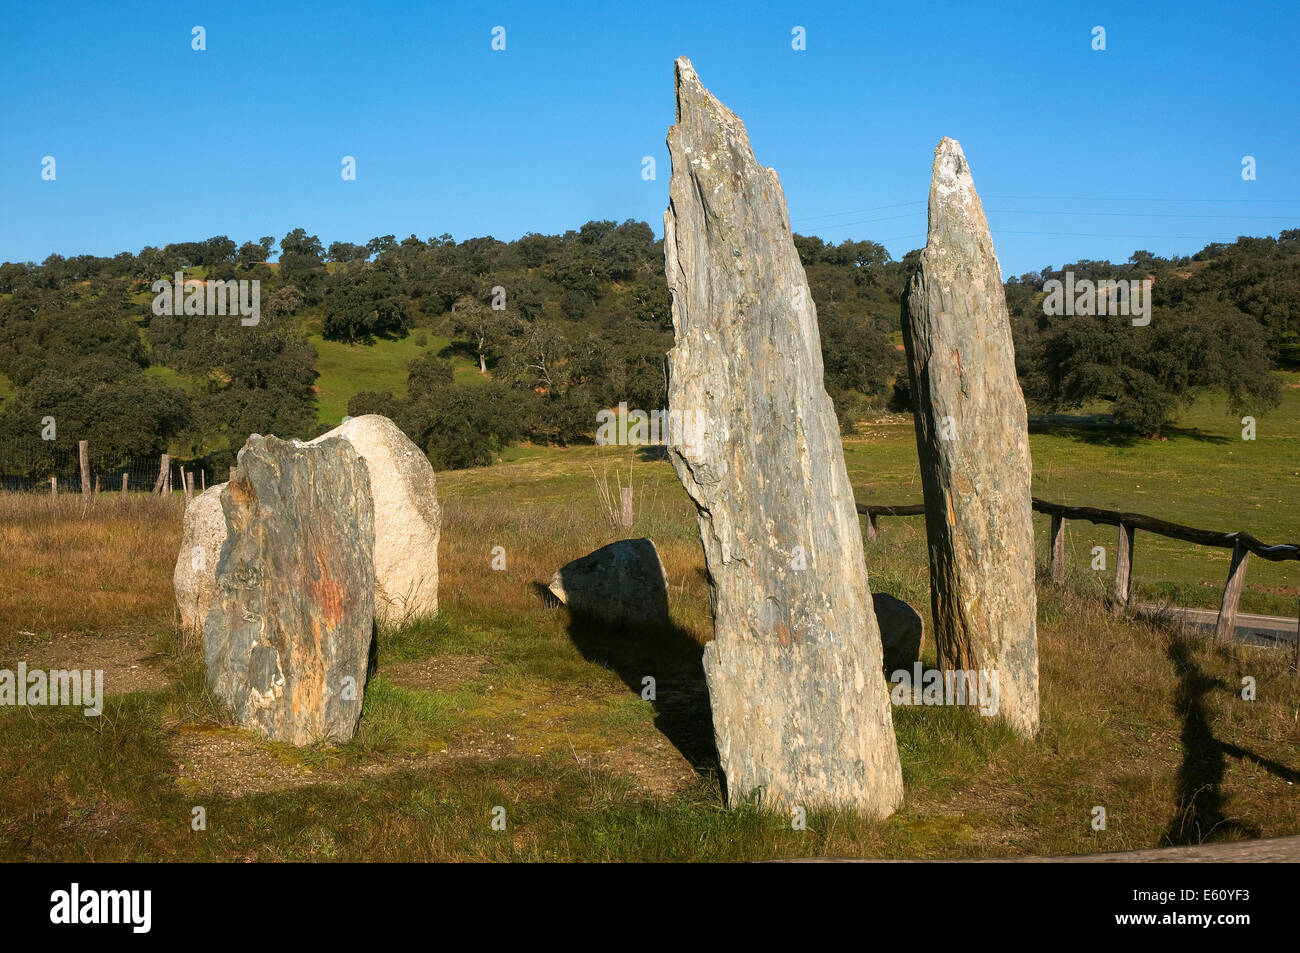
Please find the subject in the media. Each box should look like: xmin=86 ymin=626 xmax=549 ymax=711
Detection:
xmin=873 ymin=592 xmax=924 ymax=674
xmin=548 ymin=538 xmax=670 ymax=627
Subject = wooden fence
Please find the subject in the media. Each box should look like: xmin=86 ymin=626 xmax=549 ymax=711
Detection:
xmin=858 ymin=497 xmax=1300 ymax=646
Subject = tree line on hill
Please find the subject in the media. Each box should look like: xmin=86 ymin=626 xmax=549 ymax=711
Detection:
xmin=0 ymin=223 xmax=1295 ymax=475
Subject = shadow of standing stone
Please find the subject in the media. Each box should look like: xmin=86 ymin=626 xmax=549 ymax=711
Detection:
xmin=205 ymin=434 xmax=376 ymax=745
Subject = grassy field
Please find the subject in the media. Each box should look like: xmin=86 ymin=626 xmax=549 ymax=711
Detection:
xmin=0 ymin=379 xmax=1296 ymax=861
xmin=853 ymin=373 xmax=1300 ymax=617
xmin=309 ymin=330 xmax=484 ymax=425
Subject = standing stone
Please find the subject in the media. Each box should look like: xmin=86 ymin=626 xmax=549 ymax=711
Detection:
xmin=306 ymin=415 xmax=440 ymax=626
xmin=548 ymin=538 xmax=671 ymax=627
xmin=900 ymin=137 xmax=1039 ymax=737
xmin=173 ymin=481 xmax=228 ymax=641
xmin=205 ymin=435 xmax=376 ymax=745
xmin=662 ymin=57 xmax=903 ymax=816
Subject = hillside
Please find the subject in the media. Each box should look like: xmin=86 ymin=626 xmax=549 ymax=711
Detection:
xmin=0 ymin=226 xmax=1297 ymax=478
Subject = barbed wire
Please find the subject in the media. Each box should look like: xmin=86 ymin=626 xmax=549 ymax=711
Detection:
xmin=0 ymin=437 xmax=218 ymax=493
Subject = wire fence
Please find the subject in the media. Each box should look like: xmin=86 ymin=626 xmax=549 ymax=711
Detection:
xmin=0 ymin=438 xmax=225 ymax=494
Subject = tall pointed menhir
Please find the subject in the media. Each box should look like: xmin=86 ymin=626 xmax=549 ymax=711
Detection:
xmin=900 ymin=137 xmax=1040 ymax=737
xmin=663 ymin=57 xmax=904 ymax=816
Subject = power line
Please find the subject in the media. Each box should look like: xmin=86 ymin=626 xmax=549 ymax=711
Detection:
xmin=796 ymin=193 xmax=1300 ymax=231
xmin=793 ymin=200 xmax=925 ymax=223
xmin=796 ymin=211 xmax=923 ymax=231
xmin=811 ymin=225 xmax=1254 ymax=244
xmin=987 ymin=209 xmax=1298 ymax=220
xmin=984 ymin=194 xmax=1300 ymax=204
xmin=990 ymin=229 xmax=1230 ymax=240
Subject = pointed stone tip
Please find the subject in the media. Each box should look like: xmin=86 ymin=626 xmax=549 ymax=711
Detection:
xmin=935 ymin=136 xmax=963 ymax=157
xmin=672 ymin=57 xmax=707 ymax=124
xmin=674 ymin=57 xmax=701 ymax=100
xmin=931 ymin=136 xmax=975 ymax=200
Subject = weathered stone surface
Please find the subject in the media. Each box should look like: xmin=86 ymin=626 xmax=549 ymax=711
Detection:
xmin=306 ymin=414 xmax=440 ymax=625
xmin=205 ymin=434 xmax=376 ymax=745
xmin=873 ymin=593 xmax=924 ymax=673
xmin=548 ymin=538 xmax=670 ymax=626
xmin=900 ymin=137 xmax=1039 ymax=737
xmin=662 ymin=57 xmax=903 ymax=816
xmin=173 ymin=482 xmax=228 ymax=640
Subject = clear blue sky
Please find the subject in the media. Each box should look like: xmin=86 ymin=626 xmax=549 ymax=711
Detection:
xmin=2 ymin=0 xmax=1297 ymax=276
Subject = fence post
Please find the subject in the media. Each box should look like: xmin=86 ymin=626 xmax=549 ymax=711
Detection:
xmin=200 ymin=469 xmax=206 ymax=492
xmin=865 ymin=511 xmax=878 ymax=542
xmin=619 ymin=486 xmax=633 ymax=528
xmin=50 ymin=476 xmax=57 ymax=497
xmin=1213 ymin=540 xmax=1250 ymax=643
xmin=121 ymin=472 xmax=129 ymax=495
xmin=94 ymin=474 xmax=100 ymax=494
xmin=1050 ymin=514 xmax=1065 ymax=585
xmin=1292 ymin=601 xmax=1299 ymax=681
xmin=153 ymin=454 xmax=169 ymax=495
xmin=1112 ymin=522 xmax=1135 ymax=613
xmin=184 ymin=469 xmax=194 ymax=501
xmin=78 ymin=440 xmax=90 ymax=499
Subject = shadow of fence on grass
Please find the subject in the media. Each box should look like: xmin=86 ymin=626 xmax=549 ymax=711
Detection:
xmin=1163 ymin=638 xmax=1261 ymax=845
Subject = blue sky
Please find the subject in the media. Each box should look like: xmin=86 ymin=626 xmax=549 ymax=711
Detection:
xmin=1 ymin=0 xmax=1297 ymax=276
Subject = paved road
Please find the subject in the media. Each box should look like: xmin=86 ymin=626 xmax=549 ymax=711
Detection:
xmin=1133 ymin=603 xmax=1299 ymax=649
xmin=785 ymin=835 xmax=1300 ymax=862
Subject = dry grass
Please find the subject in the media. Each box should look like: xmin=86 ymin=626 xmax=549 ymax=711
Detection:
xmin=0 ymin=492 xmax=184 ymax=638
xmin=0 ymin=440 xmax=1296 ymax=861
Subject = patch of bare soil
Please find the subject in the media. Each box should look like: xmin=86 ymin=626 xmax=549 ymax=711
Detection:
xmin=1254 ymin=584 xmax=1300 ymax=598
xmin=2 ymin=632 xmax=171 ymax=695
xmin=381 ymin=654 xmax=488 ymax=692
xmin=168 ymin=718 xmax=698 ymax=801
xmin=172 ymin=727 xmax=327 ymax=798
xmin=165 ymin=652 xmax=699 ymax=800
xmin=591 ymin=740 xmax=698 ymax=799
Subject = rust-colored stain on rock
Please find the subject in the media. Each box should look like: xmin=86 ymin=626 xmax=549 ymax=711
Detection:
xmin=308 ymin=543 xmax=345 ymax=627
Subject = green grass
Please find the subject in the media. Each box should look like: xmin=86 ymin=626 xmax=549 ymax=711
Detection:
xmin=1 ymin=584 xmax=1294 ymax=861
xmin=309 ymin=331 xmax=463 ymax=424
xmin=1029 ymin=380 xmax=1300 ymax=615
xmin=0 ymin=377 xmax=1296 ymax=861
xmin=142 ymin=364 xmax=207 ymax=395
xmin=849 ymin=372 xmax=1300 ymax=616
